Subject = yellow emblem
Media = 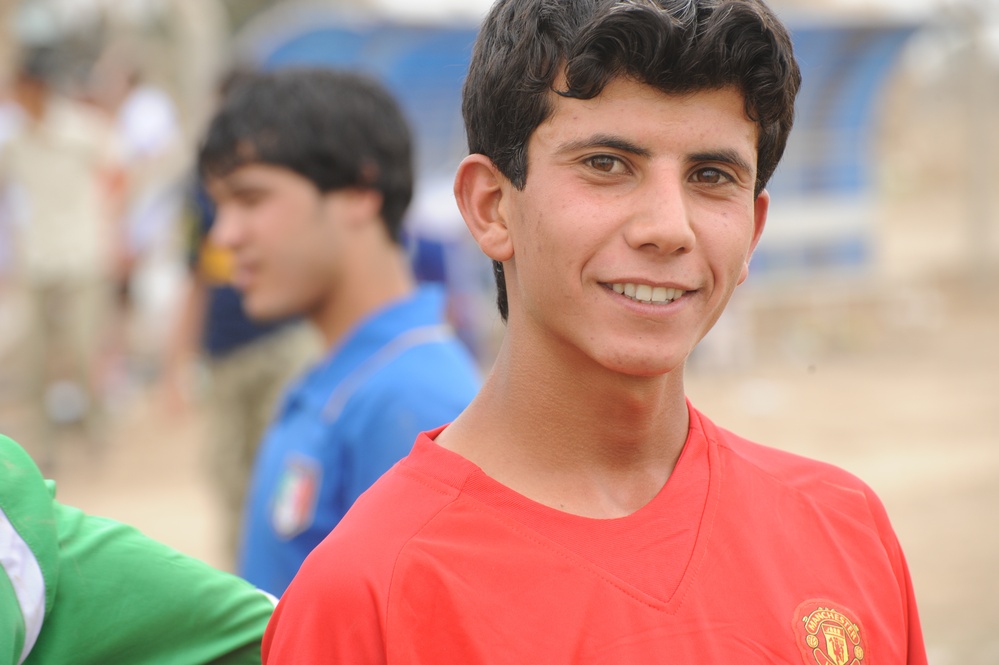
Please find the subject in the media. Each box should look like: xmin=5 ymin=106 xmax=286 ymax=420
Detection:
xmin=794 ymin=601 xmax=867 ymax=665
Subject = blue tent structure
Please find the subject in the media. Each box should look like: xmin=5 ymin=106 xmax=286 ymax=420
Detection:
xmin=759 ymin=19 xmax=919 ymax=277
xmin=239 ymin=11 xmax=477 ymax=181
xmin=235 ymin=7 xmax=919 ymax=283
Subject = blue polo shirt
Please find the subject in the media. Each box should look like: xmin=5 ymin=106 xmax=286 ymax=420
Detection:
xmin=239 ymin=285 xmax=480 ymax=596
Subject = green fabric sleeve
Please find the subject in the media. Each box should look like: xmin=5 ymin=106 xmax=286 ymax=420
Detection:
xmin=24 ymin=501 xmax=275 ymax=665
xmin=0 ymin=434 xmax=273 ymax=664
xmin=0 ymin=436 xmax=60 ymax=665
xmin=0 ymin=566 xmax=25 ymax=665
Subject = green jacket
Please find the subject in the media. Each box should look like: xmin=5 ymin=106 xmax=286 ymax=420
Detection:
xmin=0 ymin=435 xmax=274 ymax=664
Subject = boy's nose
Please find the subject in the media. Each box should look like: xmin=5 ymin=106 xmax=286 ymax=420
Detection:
xmin=623 ymin=176 xmax=695 ymax=255
xmin=209 ymin=205 xmax=243 ymax=248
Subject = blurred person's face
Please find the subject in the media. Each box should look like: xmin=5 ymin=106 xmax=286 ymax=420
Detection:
xmin=206 ymin=163 xmax=352 ymax=323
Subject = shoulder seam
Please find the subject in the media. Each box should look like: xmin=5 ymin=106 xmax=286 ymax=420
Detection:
xmin=382 ymin=464 xmax=463 ymax=648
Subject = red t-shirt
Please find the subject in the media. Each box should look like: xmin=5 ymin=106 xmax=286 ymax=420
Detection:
xmin=264 ymin=405 xmax=926 ymax=664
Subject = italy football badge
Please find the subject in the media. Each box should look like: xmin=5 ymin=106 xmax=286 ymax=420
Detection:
xmin=271 ymin=454 xmax=322 ymax=539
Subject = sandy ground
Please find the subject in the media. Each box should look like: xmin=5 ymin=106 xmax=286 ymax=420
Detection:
xmin=2 ymin=187 xmax=997 ymax=662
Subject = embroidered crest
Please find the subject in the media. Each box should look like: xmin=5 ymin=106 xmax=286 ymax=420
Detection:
xmin=271 ymin=455 xmax=322 ymax=539
xmin=793 ymin=600 xmax=867 ymax=665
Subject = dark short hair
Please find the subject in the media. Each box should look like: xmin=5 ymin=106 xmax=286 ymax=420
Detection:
xmin=198 ymin=68 xmax=414 ymax=241
xmin=462 ymin=0 xmax=801 ymax=320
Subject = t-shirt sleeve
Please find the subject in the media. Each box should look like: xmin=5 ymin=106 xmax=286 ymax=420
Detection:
xmin=25 ymin=502 xmax=276 ymax=665
xmin=263 ymin=458 xmax=453 ymax=664
xmin=262 ymin=477 xmax=423 ymax=665
xmin=861 ymin=484 xmax=928 ymax=665
xmin=263 ymin=549 xmax=387 ymax=665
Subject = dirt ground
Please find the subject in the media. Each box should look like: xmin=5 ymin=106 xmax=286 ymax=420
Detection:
xmin=3 ymin=185 xmax=997 ymax=663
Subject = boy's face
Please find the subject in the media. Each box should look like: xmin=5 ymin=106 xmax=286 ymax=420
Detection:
xmin=205 ymin=162 xmax=347 ymax=322
xmin=499 ymin=78 xmax=768 ymax=377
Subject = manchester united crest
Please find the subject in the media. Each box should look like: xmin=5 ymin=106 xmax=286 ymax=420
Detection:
xmin=793 ymin=600 xmax=867 ymax=665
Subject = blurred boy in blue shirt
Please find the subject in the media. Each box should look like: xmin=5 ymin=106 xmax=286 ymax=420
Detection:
xmin=198 ymin=68 xmax=480 ymax=596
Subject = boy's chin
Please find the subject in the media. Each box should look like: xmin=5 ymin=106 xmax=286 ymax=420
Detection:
xmin=242 ymin=294 xmax=291 ymax=323
xmin=594 ymin=351 xmax=688 ymax=380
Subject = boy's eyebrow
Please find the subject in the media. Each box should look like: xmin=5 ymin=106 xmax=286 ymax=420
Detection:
xmin=555 ymin=136 xmax=755 ymax=176
xmin=688 ymin=150 xmax=755 ymax=177
xmin=555 ymin=134 xmax=652 ymax=158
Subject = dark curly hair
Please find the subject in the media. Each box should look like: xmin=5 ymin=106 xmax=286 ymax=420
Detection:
xmin=462 ymin=0 xmax=801 ymax=320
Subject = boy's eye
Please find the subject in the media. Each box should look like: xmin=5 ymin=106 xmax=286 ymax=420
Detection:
xmin=234 ymin=189 xmax=266 ymax=206
xmin=691 ymin=167 xmax=730 ymax=184
xmin=586 ymin=155 xmax=623 ymax=173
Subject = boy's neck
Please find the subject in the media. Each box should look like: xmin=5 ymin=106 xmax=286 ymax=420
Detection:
xmin=437 ymin=336 xmax=690 ymax=518
xmin=311 ymin=242 xmax=415 ymax=350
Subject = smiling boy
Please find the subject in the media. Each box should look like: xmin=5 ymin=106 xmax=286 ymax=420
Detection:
xmin=263 ymin=2 xmax=927 ymax=663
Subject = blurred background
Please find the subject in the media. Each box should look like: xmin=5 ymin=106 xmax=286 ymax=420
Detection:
xmin=0 ymin=0 xmax=995 ymax=662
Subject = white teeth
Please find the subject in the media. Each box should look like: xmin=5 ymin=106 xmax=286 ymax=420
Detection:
xmin=610 ymin=283 xmax=685 ymax=304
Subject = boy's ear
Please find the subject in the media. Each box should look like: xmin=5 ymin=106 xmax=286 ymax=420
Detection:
xmin=454 ymin=154 xmax=514 ymax=262
xmin=738 ymin=188 xmax=769 ymax=285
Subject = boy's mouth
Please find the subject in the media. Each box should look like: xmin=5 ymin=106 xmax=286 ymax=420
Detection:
xmin=609 ymin=283 xmax=686 ymax=305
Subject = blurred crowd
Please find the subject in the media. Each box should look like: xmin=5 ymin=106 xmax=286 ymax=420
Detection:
xmin=0 ymin=41 xmax=192 ymax=469
xmin=0 ymin=44 xmax=490 ymax=476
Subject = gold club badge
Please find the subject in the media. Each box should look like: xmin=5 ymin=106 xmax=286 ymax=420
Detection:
xmin=793 ymin=600 xmax=867 ymax=665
